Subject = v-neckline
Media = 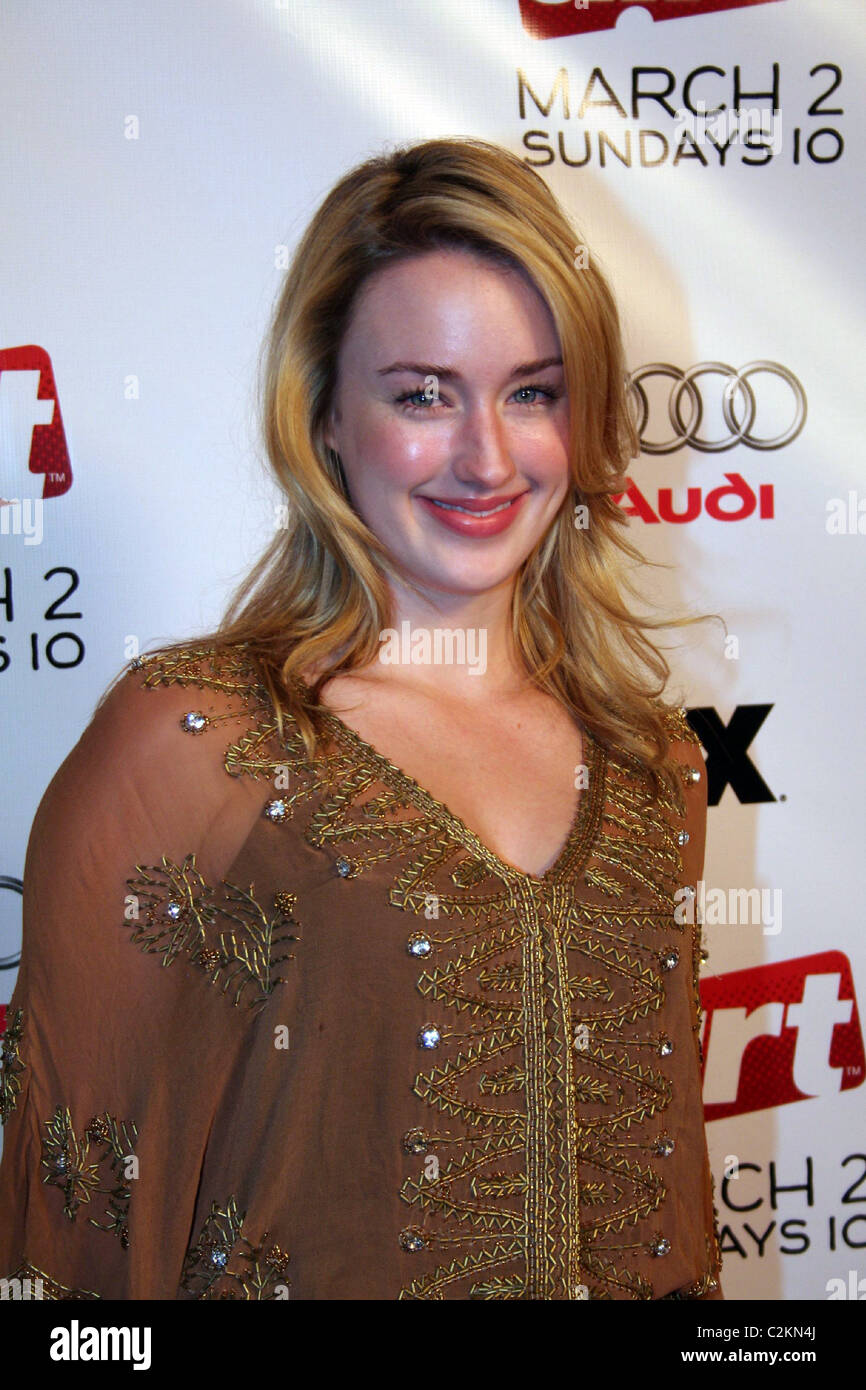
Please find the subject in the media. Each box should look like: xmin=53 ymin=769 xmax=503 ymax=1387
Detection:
xmin=296 ymin=678 xmax=605 ymax=885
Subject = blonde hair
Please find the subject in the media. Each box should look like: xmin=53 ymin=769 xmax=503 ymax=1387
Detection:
xmin=142 ymin=137 xmax=717 ymax=795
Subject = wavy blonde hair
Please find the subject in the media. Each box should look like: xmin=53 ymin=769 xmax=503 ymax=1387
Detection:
xmin=144 ymin=137 xmax=716 ymax=795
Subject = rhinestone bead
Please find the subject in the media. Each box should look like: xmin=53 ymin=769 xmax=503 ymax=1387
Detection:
xmin=659 ymin=948 xmax=679 ymax=971
xmin=677 ymin=830 xmax=690 ymax=847
xmin=654 ymin=1135 xmax=676 ymax=1158
xmin=335 ymin=857 xmax=353 ymax=878
xmin=402 ymin=1128 xmax=429 ymax=1155
xmin=682 ymin=884 xmax=695 ymax=897
xmin=687 ymin=766 xmax=702 ymax=783
xmin=180 ymin=710 xmax=209 ymax=734
xmin=418 ymin=1024 xmax=441 ymax=1049
xmin=209 ymin=1248 xmax=228 ymax=1268
xmin=54 ymin=1154 xmax=68 ymax=1172
xmin=650 ymin=1235 xmax=671 ymax=1257
xmin=658 ymin=1035 xmax=674 ymax=1057
xmin=263 ymin=798 xmax=290 ymax=823
xmin=407 ymin=932 xmax=432 ymax=958
xmin=399 ymin=1227 xmax=428 ymax=1253
xmin=129 ymin=657 xmax=143 ymax=670
xmin=164 ymin=901 xmax=183 ymax=921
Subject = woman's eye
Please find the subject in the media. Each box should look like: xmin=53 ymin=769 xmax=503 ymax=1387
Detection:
xmin=395 ymin=390 xmax=441 ymax=411
xmin=514 ymin=385 xmax=559 ymax=405
xmin=395 ymin=383 xmax=560 ymax=412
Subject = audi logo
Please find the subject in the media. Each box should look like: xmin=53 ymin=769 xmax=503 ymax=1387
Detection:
xmin=627 ymin=361 xmax=807 ymax=455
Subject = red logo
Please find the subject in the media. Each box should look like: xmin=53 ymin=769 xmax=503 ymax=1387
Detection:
xmin=0 ymin=346 xmax=72 ymax=498
xmin=519 ymin=0 xmax=785 ymax=41
xmin=701 ymin=951 xmax=865 ymax=1120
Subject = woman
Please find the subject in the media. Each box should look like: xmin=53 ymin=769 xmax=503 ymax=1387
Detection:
xmin=0 ymin=137 xmax=722 ymax=1300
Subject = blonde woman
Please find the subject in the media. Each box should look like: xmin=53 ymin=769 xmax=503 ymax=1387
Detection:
xmin=0 ymin=137 xmax=722 ymax=1300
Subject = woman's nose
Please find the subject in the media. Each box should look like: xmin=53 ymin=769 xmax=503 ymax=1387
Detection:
xmin=448 ymin=406 xmax=517 ymax=487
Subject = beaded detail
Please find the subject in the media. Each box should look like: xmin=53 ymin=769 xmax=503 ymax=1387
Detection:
xmin=0 ymin=1006 xmax=25 ymax=1124
xmin=179 ymin=1196 xmax=291 ymax=1299
xmin=123 ymin=853 xmax=300 ymax=1011
xmin=0 ymin=1258 xmax=101 ymax=1300
xmin=180 ymin=711 xmax=209 ymax=734
xmin=40 ymin=1105 xmax=138 ymax=1246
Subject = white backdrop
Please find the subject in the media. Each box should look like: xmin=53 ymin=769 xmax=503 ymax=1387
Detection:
xmin=1 ymin=0 xmax=864 ymax=1300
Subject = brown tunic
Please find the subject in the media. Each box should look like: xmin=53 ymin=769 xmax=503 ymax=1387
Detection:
xmin=0 ymin=641 xmax=723 ymax=1300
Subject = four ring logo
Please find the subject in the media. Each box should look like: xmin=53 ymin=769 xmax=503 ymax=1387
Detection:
xmin=627 ymin=361 xmax=807 ymax=454
xmin=0 ymin=876 xmax=23 ymax=1039
xmin=518 ymin=0 xmax=786 ymax=42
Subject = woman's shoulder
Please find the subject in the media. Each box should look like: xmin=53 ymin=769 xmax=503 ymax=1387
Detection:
xmin=654 ymin=699 xmax=707 ymax=880
xmin=93 ymin=637 xmax=274 ymax=741
xmin=73 ymin=640 xmax=262 ymax=778
xmin=649 ymin=700 xmax=704 ymax=791
xmin=103 ymin=638 xmax=268 ymax=719
xmin=658 ymin=701 xmax=701 ymax=752
xmin=28 ymin=640 xmax=280 ymax=875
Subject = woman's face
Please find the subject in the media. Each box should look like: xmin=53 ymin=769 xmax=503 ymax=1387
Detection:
xmin=324 ymin=247 xmax=572 ymax=602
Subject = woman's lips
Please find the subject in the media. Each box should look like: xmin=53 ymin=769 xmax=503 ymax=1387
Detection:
xmin=416 ymin=491 xmax=529 ymax=537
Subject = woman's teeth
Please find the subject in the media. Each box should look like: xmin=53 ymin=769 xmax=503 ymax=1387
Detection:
xmin=430 ymin=499 xmax=516 ymax=517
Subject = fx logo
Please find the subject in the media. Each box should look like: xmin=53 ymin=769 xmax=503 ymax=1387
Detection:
xmin=0 ymin=346 xmax=72 ymax=498
xmin=685 ymin=704 xmax=775 ymax=805
xmin=701 ymin=951 xmax=864 ymax=1121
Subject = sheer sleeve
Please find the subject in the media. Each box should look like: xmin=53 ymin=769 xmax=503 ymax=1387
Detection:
xmin=0 ymin=653 xmax=266 ymax=1299
xmin=665 ymin=712 xmax=725 ymax=1301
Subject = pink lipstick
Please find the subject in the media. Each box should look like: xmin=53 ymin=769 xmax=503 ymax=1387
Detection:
xmin=416 ymin=491 xmax=529 ymax=537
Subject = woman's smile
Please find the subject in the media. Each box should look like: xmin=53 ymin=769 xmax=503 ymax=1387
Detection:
xmin=415 ymin=490 xmax=530 ymax=536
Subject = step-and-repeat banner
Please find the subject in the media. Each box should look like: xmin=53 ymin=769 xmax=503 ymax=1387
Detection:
xmin=1 ymin=0 xmax=863 ymax=1300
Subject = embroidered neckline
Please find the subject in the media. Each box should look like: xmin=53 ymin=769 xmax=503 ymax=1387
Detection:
xmin=296 ymin=677 xmax=605 ymax=887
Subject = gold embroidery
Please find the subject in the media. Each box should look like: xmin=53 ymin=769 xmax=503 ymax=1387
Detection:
xmin=40 ymin=1106 xmax=138 ymax=1246
xmin=692 ymin=918 xmax=707 ymax=1051
xmin=711 ymin=1191 xmax=724 ymax=1279
xmin=0 ymin=1259 xmax=100 ymax=1300
xmin=660 ymin=1269 xmax=719 ymax=1299
xmin=124 ymin=853 xmax=299 ymax=1011
xmin=134 ymin=644 xmax=265 ymax=709
xmin=664 ymin=704 xmax=700 ymax=748
xmin=0 ymin=1006 xmax=25 ymax=1124
xmin=583 ymin=746 xmax=686 ymax=907
xmin=179 ymin=1196 xmax=291 ymax=1299
xmin=132 ymin=641 xmax=717 ymax=1300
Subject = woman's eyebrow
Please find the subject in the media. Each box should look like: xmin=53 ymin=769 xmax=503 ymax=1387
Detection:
xmin=377 ymin=356 xmax=564 ymax=380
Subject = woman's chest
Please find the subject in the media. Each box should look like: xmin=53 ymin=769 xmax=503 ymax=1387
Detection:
xmin=318 ymin=683 xmax=585 ymax=879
